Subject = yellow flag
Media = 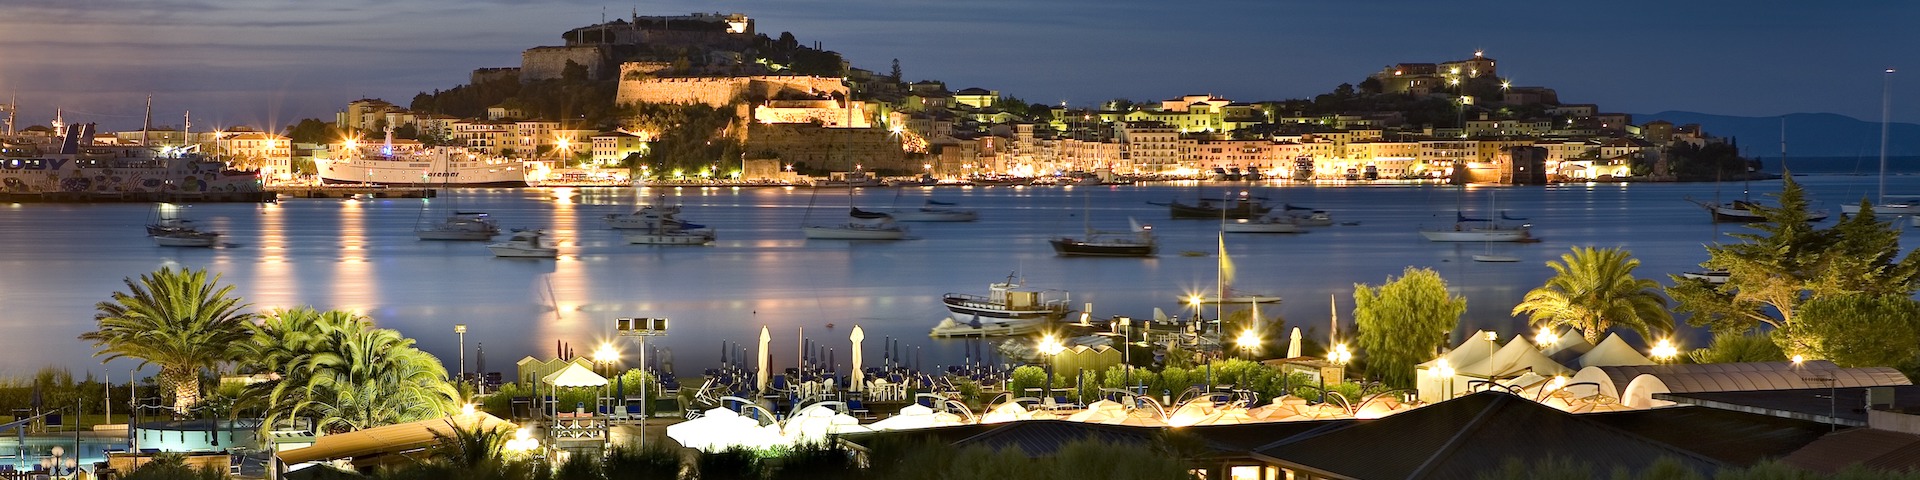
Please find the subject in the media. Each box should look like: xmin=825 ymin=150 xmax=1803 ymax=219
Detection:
xmin=1218 ymin=233 xmax=1235 ymax=291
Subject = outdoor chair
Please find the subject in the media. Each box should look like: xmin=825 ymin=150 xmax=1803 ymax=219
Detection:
xmin=847 ymin=399 xmax=871 ymax=419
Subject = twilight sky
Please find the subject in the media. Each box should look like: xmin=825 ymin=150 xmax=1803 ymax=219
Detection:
xmin=1 ymin=0 xmax=1915 ymax=132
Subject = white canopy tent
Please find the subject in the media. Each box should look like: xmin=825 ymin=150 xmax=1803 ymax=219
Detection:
xmin=1459 ymin=337 xmax=1573 ymax=382
xmin=667 ymin=408 xmax=786 ymax=452
xmin=1415 ymin=330 xmax=1500 ymax=403
xmin=1575 ymin=333 xmax=1655 ymax=369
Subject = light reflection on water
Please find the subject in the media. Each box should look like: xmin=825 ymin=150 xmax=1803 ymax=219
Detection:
xmin=0 ymin=175 xmax=1914 ymax=380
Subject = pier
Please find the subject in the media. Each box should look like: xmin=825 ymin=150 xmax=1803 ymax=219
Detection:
xmin=267 ymin=185 xmax=438 ymax=199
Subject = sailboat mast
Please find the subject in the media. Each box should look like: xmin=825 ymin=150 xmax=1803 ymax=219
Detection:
xmin=1881 ymin=68 xmax=1896 ymax=204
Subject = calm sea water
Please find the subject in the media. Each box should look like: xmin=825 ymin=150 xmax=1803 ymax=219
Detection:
xmin=3 ymin=174 xmax=1918 ymax=380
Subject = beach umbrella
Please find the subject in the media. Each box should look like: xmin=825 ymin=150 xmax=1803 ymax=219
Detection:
xmin=1105 ymin=410 xmax=1169 ymax=427
xmin=1191 ymin=407 xmax=1257 ymax=426
xmin=851 ymin=326 xmax=865 ymax=392
xmin=869 ymin=404 xmax=937 ymax=431
xmin=668 ymin=408 xmax=765 ymax=452
xmin=1287 ymin=327 xmax=1302 ymax=358
xmin=757 ymin=326 xmax=772 ymax=393
xmin=1065 ymin=400 xmax=1126 ymax=423
xmin=785 ymin=404 xmax=870 ymax=442
xmin=980 ymin=401 xmax=1029 ymax=424
xmin=1165 ymin=399 xmax=1218 ymax=427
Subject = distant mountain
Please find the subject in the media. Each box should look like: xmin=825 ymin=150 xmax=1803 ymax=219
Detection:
xmin=1633 ymin=111 xmax=1920 ymax=158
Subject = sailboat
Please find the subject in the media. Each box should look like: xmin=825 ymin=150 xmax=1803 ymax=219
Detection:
xmin=1051 ymin=192 xmax=1155 ymax=256
xmin=1471 ymin=192 xmax=1523 ymax=262
xmin=1843 ymin=69 xmax=1917 ymax=215
xmin=1697 ymin=120 xmax=1831 ymax=222
xmin=414 ymin=131 xmax=500 ymax=241
xmin=148 ymin=203 xmax=220 ymax=247
xmin=803 ymin=199 xmax=909 ymax=240
xmin=1420 ymin=190 xmax=1532 ymax=242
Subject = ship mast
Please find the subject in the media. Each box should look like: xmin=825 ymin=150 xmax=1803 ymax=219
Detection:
xmin=1880 ymin=68 xmax=1895 ymax=205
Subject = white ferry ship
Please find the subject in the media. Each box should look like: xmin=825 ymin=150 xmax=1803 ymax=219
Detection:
xmin=317 ymin=144 xmax=532 ymax=188
xmin=0 ymin=124 xmax=264 ymax=202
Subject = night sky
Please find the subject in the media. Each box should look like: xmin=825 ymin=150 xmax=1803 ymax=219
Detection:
xmin=2 ymin=0 xmax=1915 ymax=131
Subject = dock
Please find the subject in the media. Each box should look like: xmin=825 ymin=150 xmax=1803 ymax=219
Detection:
xmin=267 ymin=186 xmax=438 ymax=199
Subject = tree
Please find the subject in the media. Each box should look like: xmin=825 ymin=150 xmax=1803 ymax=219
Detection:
xmin=284 ymin=118 xmax=338 ymax=144
xmin=1780 ymin=294 xmax=1920 ymax=370
xmin=1358 ymin=77 xmax=1384 ymax=95
xmin=889 ymin=58 xmax=902 ymax=83
xmin=290 ymin=325 xmax=458 ymax=433
xmin=1353 ymin=267 xmax=1467 ymax=388
xmin=1670 ymin=177 xmax=1920 ymax=336
xmin=1512 ymin=247 xmax=1674 ymax=344
xmin=80 ymin=267 xmax=252 ymax=414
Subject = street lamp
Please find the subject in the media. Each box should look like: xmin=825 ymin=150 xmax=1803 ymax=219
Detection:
xmin=1433 ymin=359 xmax=1456 ymax=401
xmin=1235 ymin=329 xmax=1260 ymax=359
xmin=454 ymin=324 xmax=467 ymax=382
xmin=1328 ymin=344 xmax=1353 ymax=366
xmin=1533 ymin=328 xmax=1557 ymax=348
xmin=593 ymin=342 xmax=620 ymax=375
xmin=1037 ymin=334 xmax=1066 ymax=398
xmin=616 ymin=317 xmax=668 ymax=447
xmin=1650 ymin=339 xmax=1678 ymax=364
xmin=1187 ymin=295 xmax=1204 ymax=335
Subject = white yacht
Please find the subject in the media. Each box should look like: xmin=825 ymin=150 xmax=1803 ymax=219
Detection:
xmin=487 ymin=229 xmax=558 ymax=258
xmin=931 ymin=277 xmax=1072 ymax=338
xmin=606 ymin=205 xmax=700 ymax=230
xmin=1420 ymin=223 xmax=1532 ymax=242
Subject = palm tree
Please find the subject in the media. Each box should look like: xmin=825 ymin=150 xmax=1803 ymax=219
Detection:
xmin=246 ymin=307 xmax=369 ymax=423
xmin=293 ymin=326 xmax=458 ymax=433
xmin=1512 ymin=247 xmax=1674 ymax=344
xmin=80 ymin=267 xmax=252 ymax=414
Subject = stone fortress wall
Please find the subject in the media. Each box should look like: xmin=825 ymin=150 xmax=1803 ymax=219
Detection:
xmin=616 ymin=65 xmax=848 ymax=107
xmin=521 ymin=46 xmax=609 ymax=82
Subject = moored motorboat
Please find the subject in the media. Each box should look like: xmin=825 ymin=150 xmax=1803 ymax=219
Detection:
xmin=1280 ymin=204 xmax=1336 ymax=226
xmin=606 ymin=205 xmax=703 ymax=230
xmin=1701 ymin=200 xmax=1831 ymax=223
xmin=625 ymin=225 xmax=716 ymax=245
xmin=1680 ymin=270 xmax=1730 ymax=284
xmin=1165 ymin=196 xmax=1272 ymax=219
xmin=1471 ymin=254 xmax=1521 ymax=263
xmin=487 ymin=229 xmax=558 ymax=258
xmin=931 ymin=276 xmax=1072 ymax=338
xmin=416 ymin=212 xmax=500 ymax=241
xmin=890 ymin=200 xmax=978 ymax=222
xmin=1223 ymin=213 xmax=1308 ymax=234
xmin=1051 ymin=221 xmax=1155 ymax=257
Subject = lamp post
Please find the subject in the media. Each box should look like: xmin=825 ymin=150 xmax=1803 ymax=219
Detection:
xmin=1649 ymin=339 xmax=1678 ymax=364
xmin=454 ymin=324 xmax=467 ymax=383
xmin=1434 ymin=359 xmax=1456 ymax=401
xmin=616 ymin=317 xmax=668 ymax=447
xmin=1037 ymin=334 xmax=1065 ymax=399
xmin=1118 ymin=316 xmax=1132 ymax=365
xmin=1235 ymin=328 xmax=1260 ymax=360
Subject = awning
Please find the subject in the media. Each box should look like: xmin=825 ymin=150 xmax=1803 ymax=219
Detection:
xmin=542 ymin=363 xmax=608 ymax=388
